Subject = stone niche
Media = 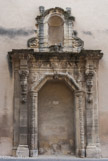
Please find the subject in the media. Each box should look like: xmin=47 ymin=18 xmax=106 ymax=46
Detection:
xmin=8 ymin=7 xmax=103 ymax=158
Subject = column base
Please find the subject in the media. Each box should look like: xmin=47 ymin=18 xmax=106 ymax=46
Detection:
xmin=29 ymin=149 xmax=38 ymax=157
xmin=16 ymin=145 xmax=29 ymax=157
xmin=80 ymin=149 xmax=85 ymax=158
xmin=75 ymin=148 xmax=80 ymax=157
xmin=86 ymin=145 xmax=101 ymax=158
xmin=96 ymin=143 xmax=101 ymax=158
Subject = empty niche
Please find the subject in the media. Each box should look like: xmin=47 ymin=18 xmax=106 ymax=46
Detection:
xmin=48 ymin=15 xmax=64 ymax=46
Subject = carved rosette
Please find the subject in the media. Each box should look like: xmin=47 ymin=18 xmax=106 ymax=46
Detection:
xmin=19 ymin=70 xmax=29 ymax=103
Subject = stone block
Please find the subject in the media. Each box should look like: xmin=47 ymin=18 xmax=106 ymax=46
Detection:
xmin=86 ymin=145 xmax=101 ymax=158
xmin=29 ymin=149 xmax=38 ymax=157
xmin=16 ymin=145 xmax=29 ymax=157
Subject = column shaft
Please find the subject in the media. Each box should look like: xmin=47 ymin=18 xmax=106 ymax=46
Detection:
xmin=29 ymin=91 xmax=38 ymax=157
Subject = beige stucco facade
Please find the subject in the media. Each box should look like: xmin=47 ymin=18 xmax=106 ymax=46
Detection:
xmin=0 ymin=0 xmax=108 ymax=158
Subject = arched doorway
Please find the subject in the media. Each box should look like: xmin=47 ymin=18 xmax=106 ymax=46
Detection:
xmin=38 ymin=80 xmax=75 ymax=156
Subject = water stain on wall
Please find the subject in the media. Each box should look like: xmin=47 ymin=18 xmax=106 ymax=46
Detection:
xmin=0 ymin=91 xmax=11 ymax=137
xmin=83 ymin=30 xmax=108 ymax=36
xmin=82 ymin=31 xmax=93 ymax=36
xmin=0 ymin=26 xmax=34 ymax=38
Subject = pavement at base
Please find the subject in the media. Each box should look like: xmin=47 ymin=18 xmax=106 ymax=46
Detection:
xmin=0 ymin=156 xmax=108 ymax=161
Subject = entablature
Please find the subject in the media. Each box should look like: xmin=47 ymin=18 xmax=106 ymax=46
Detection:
xmin=9 ymin=49 xmax=103 ymax=62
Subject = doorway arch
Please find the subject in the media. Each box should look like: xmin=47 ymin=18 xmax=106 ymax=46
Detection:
xmin=29 ymin=73 xmax=85 ymax=157
xmin=38 ymin=80 xmax=75 ymax=155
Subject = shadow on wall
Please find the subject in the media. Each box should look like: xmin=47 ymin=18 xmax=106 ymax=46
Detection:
xmin=0 ymin=26 xmax=34 ymax=38
xmin=7 ymin=54 xmax=13 ymax=77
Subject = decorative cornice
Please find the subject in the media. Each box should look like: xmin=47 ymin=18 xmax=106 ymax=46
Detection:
xmin=8 ymin=49 xmax=103 ymax=62
xmin=36 ymin=7 xmax=75 ymax=21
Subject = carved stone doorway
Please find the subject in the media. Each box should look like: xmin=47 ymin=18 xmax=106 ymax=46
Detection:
xmin=8 ymin=49 xmax=103 ymax=158
xmin=38 ymin=80 xmax=75 ymax=156
xmin=8 ymin=5 xmax=103 ymax=159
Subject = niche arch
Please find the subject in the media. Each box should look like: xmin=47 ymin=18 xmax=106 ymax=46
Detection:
xmin=48 ymin=15 xmax=64 ymax=46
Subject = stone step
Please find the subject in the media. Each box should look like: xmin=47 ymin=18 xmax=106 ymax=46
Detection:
xmin=0 ymin=156 xmax=107 ymax=161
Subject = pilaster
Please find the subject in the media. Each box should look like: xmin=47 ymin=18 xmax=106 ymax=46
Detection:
xmin=85 ymin=60 xmax=101 ymax=158
xmin=16 ymin=58 xmax=29 ymax=157
xmin=29 ymin=91 xmax=38 ymax=157
xmin=75 ymin=90 xmax=85 ymax=158
xmin=13 ymin=59 xmax=20 ymax=156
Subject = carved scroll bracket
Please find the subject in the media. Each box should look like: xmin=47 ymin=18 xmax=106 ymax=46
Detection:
xmin=85 ymin=64 xmax=95 ymax=103
xmin=19 ymin=59 xmax=29 ymax=103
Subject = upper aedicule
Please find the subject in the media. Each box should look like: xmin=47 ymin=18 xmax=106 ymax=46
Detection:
xmin=27 ymin=7 xmax=84 ymax=53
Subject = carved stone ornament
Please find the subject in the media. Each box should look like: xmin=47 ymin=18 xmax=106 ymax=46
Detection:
xmin=19 ymin=69 xmax=29 ymax=103
xmin=85 ymin=64 xmax=94 ymax=103
xmin=72 ymin=31 xmax=84 ymax=53
xmin=8 ymin=6 xmax=103 ymax=159
xmin=28 ymin=37 xmax=39 ymax=48
xmin=8 ymin=48 xmax=103 ymax=158
xmin=49 ymin=44 xmax=63 ymax=52
xmin=27 ymin=7 xmax=84 ymax=53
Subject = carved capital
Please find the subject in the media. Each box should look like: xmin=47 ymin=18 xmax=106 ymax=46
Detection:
xmin=75 ymin=90 xmax=84 ymax=97
xmin=30 ymin=90 xmax=38 ymax=98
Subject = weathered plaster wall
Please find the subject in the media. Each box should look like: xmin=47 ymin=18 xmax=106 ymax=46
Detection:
xmin=0 ymin=0 xmax=108 ymax=157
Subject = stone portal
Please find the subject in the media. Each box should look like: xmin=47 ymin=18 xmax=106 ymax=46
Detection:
xmin=8 ymin=6 xmax=103 ymax=158
xmin=38 ymin=80 xmax=75 ymax=155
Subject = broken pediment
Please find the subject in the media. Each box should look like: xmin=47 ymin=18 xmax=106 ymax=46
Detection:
xmin=27 ymin=7 xmax=84 ymax=53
